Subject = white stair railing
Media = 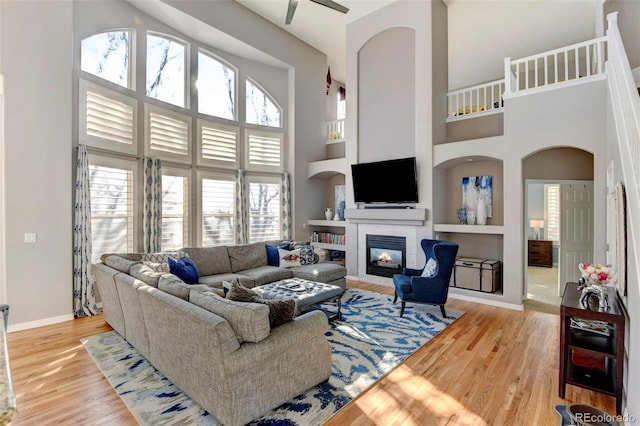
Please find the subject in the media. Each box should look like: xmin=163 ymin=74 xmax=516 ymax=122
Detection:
xmin=326 ymin=119 xmax=345 ymax=142
xmin=606 ymin=11 xmax=640 ymax=288
xmin=504 ymin=36 xmax=608 ymax=95
xmin=447 ymin=79 xmax=505 ymax=121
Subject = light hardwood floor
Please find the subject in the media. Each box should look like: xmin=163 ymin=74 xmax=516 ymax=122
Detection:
xmin=6 ymin=280 xmax=615 ymax=425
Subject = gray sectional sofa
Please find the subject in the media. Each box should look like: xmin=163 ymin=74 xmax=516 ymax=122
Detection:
xmin=92 ymin=241 xmax=347 ymax=425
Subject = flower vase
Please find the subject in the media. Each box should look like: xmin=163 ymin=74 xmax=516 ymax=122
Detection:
xmin=476 ymin=198 xmax=487 ymax=225
xmin=466 ymin=208 xmax=476 ymax=225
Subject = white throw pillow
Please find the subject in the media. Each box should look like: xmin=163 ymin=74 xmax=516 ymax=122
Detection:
xmin=278 ymin=248 xmax=302 ymax=268
xmin=421 ymin=258 xmax=438 ymax=278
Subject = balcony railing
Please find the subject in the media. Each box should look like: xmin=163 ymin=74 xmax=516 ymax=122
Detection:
xmin=447 ymin=35 xmax=608 ymax=120
xmin=447 ymin=79 xmax=505 ymax=121
xmin=505 ymin=36 xmax=608 ymax=95
xmin=326 ymin=118 xmax=345 ymax=143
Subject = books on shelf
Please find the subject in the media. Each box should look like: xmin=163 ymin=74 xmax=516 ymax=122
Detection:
xmin=311 ymin=231 xmax=345 ymax=245
xmin=570 ymin=318 xmax=611 ymax=336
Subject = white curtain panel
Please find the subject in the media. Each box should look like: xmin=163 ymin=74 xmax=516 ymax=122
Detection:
xmin=281 ymin=172 xmax=292 ymax=240
xmin=73 ymin=145 xmax=99 ymax=317
xmin=235 ymin=169 xmax=247 ymax=244
xmin=143 ymin=157 xmax=162 ymax=252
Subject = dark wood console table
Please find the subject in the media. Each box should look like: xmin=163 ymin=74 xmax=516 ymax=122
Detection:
xmin=559 ymin=282 xmax=625 ymax=414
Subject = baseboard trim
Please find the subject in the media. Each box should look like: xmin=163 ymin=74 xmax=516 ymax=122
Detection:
xmin=448 ymin=293 xmax=524 ymax=311
xmin=8 ymin=313 xmax=75 ymax=333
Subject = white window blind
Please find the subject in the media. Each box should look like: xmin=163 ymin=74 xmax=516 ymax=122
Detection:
xmin=246 ymin=130 xmax=283 ymax=171
xmin=248 ymin=180 xmax=280 ymax=243
xmin=545 ymin=184 xmax=560 ymax=241
xmin=201 ymin=178 xmax=236 ymax=246
xmin=162 ymin=174 xmax=188 ymax=250
xmin=146 ymin=105 xmax=190 ymax=160
xmin=89 ymin=163 xmax=134 ymax=262
xmin=199 ymin=121 xmax=238 ymax=168
xmin=80 ymin=80 xmax=137 ymax=153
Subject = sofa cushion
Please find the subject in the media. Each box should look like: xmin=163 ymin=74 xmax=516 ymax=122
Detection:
xmin=103 ymin=255 xmax=141 ymax=273
xmin=168 ymin=256 xmax=199 ymax=284
xmin=198 ymin=273 xmax=256 ymax=289
xmin=158 ymin=274 xmax=212 ymax=301
xmin=183 ymin=246 xmax=232 ymax=276
xmin=227 ymin=242 xmax=268 ymax=272
xmin=190 ymin=290 xmax=271 ymax=343
xmin=226 ymin=280 xmax=296 ymax=328
xmin=291 ymin=262 xmax=347 ymax=283
xmin=130 ymin=263 xmax=166 ymax=288
xmin=238 ymin=266 xmax=293 ymax=287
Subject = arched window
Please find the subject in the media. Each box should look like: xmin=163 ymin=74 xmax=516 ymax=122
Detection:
xmin=81 ymin=30 xmax=132 ymax=88
xmin=146 ymin=33 xmax=187 ymax=108
xmin=198 ymin=50 xmax=236 ymax=120
xmin=246 ymin=78 xmax=281 ymax=127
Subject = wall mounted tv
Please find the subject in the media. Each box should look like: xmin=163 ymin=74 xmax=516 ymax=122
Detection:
xmin=351 ymin=157 xmax=419 ymax=204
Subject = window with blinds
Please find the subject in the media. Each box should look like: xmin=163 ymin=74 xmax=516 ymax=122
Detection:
xmin=80 ymin=79 xmax=137 ymax=154
xmin=201 ymin=177 xmax=236 ymax=246
xmin=198 ymin=120 xmax=238 ymax=168
xmin=162 ymin=174 xmax=188 ymax=250
xmin=146 ymin=105 xmax=191 ymax=161
xmin=246 ymin=130 xmax=283 ymax=172
xmin=544 ymin=184 xmax=560 ymax=241
xmin=248 ymin=180 xmax=281 ymax=243
xmin=89 ymin=163 xmax=135 ymax=262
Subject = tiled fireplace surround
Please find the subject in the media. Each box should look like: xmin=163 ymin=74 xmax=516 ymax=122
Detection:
xmin=346 ymin=208 xmax=429 ymax=285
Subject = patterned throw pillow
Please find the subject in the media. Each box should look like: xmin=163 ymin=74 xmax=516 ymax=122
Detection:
xmin=278 ymin=248 xmax=302 ymax=268
xmin=142 ymin=250 xmax=189 ymax=264
xmin=421 ymin=257 xmax=439 ymax=278
xmin=142 ymin=261 xmax=170 ymax=273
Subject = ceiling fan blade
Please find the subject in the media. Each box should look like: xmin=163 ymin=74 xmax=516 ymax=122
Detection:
xmin=285 ymin=0 xmax=299 ymax=25
xmin=309 ymin=0 xmax=349 ymax=14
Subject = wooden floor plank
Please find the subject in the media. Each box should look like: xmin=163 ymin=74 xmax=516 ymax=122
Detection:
xmin=5 ymin=279 xmax=614 ymax=425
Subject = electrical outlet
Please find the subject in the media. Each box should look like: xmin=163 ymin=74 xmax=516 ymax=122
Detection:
xmin=24 ymin=233 xmax=37 ymax=243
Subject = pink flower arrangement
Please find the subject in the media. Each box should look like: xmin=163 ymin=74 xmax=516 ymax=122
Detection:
xmin=578 ymin=263 xmax=613 ymax=285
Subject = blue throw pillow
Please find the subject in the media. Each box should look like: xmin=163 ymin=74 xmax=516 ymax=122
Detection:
xmin=266 ymin=243 xmax=290 ymax=266
xmin=168 ymin=256 xmax=199 ymax=284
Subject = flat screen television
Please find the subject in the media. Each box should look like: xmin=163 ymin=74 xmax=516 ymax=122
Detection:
xmin=351 ymin=157 xmax=419 ymax=204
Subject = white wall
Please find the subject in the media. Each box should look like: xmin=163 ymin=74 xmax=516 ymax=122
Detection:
xmin=448 ymin=0 xmax=597 ymax=90
xmin=0 ymin=1 xmax=74 ymax=327
xmin=358 ymin=27 xmax=415 ymax=163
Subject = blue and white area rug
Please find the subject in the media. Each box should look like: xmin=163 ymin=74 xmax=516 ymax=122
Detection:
xmin=82 ymin=288 xmax=463 ymax=425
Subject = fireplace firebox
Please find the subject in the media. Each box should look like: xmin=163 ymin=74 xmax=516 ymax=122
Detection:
xmin=366 ymin=234 xmax=406 ymax=278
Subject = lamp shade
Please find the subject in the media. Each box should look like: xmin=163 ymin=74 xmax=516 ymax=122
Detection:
xmin=529 ymin=219 xmax=544 ymax=229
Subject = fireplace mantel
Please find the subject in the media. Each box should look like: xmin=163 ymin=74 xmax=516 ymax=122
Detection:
xmin=344 ymin=208 xmax=428 ymax=226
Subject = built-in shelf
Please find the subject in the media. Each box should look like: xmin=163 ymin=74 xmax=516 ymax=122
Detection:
xmin=307 ymin=158 xmax=347 ymax=179
xmin=308 ymin=220 xmax=347 ymax=227
xmin=433 ymin=224 xmax=504 ymax=234
xmin=311 ymin=242 xmax=345 ymax=251
xmin=326 ymin=138 xmax=345 ymax=145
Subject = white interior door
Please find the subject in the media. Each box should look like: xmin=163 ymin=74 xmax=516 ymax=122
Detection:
xmin=558 ymin=182 xmax=594 ymax=295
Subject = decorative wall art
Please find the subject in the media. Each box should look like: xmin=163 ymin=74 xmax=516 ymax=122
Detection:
xmin=335 ymin=184 xmax=346 ymax=220
xmin=462 ymin=176 xmax=493 ymax=218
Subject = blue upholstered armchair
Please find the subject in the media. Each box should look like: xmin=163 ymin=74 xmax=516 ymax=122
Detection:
xmin=392 ymin=239 xmax=459 ymax=318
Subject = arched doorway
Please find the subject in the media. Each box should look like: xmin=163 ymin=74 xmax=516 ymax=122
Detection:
xmin=523 ymin=148 xmax=594 ymax=313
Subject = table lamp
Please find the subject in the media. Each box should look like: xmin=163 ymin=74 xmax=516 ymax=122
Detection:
xmin=530 ymin=219 xmax=544 ymax=240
